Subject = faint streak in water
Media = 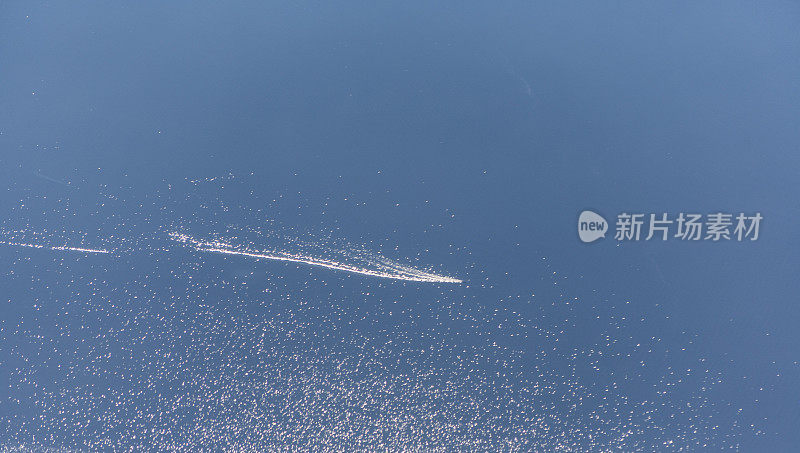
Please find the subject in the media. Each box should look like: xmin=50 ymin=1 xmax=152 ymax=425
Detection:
xmin=33 ymin=170 xmax=70 ymax=187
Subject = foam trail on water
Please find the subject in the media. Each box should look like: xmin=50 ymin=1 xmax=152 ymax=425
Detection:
xmin=170 ymin=232 xmax=462 ymax=283
xmin=0 ymin=228 xmax=460 ymax=282
xmin=0 ymin=240 xmax=110 ymax=254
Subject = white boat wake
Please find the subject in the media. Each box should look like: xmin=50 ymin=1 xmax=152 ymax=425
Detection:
xmin=0 ymin=240 xmax=110 ymax=254
xmin=169 ymin=232 xmax=462 ymax=283
xmin=0 ymin=228 xmax=461 ymax=284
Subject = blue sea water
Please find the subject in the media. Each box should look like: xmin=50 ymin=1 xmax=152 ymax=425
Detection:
xmin=1 ymin=1 xmax=799 ymax=450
